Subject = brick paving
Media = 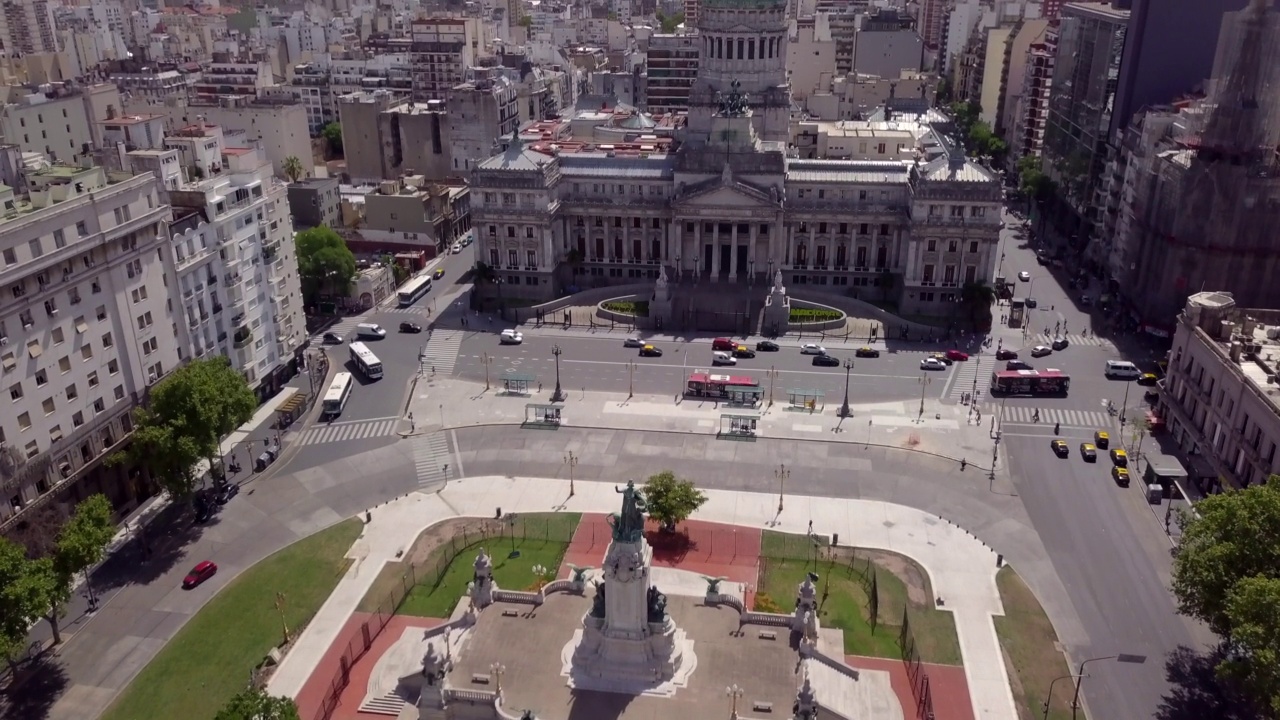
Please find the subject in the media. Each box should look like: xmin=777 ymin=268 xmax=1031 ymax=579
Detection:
xmin=845 ymin=655 xmax=976 ymax=720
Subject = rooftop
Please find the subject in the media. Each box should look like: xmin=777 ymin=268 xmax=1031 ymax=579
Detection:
xmin=1185 ymin=292 xmax=1280 ymax=412
xmin=99 ymin=114 xmax=165 ymax=126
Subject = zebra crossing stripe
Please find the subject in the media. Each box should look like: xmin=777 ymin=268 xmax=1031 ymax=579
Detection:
xmin=296 ymin=418 xmax=397 ymax=445
xmin=413 ymin=432 xmax=452 ymax=490
xmin=420 ymin=330 xmax=465 ymax=375
xmin=998 ymin=406 xmax=1112 ymax=427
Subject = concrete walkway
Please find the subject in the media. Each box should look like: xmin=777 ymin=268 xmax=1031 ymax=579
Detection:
xmin=267 ymin=477 xmax=1020 ymax=720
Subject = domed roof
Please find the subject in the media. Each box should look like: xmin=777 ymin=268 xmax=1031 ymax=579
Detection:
xmin=617 ymin=113 xmax=657 ymax=130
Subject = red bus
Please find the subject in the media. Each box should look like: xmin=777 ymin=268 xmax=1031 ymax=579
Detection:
xmin=990 ymin=368 xmax=1070 ymax=396
xmin=686 ymin=371 xmax=762 ymax=403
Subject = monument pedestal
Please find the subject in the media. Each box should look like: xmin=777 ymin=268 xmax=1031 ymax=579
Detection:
xmin=564 ymin=489 xmax=696 ymax=695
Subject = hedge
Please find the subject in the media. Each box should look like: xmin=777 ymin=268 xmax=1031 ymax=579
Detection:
xmin=789 ymin=308 xmax=842 ymax=322
xmin=603 ymin=300 xmax=650 ymax=317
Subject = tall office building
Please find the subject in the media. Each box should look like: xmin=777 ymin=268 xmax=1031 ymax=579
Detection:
xmin=0 ymin=0 xmax=59 ymax=54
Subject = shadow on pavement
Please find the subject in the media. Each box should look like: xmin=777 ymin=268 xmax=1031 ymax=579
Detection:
xmin=0 ymin=653 xmax=68 ymax=720
xmin=89 ymin=500 xmax=207 ymax=593
xmin=1157 ymin=645 xmax=1264 ymax=720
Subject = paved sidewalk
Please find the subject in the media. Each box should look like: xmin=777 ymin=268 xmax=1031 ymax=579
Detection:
xmin=401 ymin=376 xmax=1001 ymax=468
xmin=266 ymin=477 xmax=1020 ymax=720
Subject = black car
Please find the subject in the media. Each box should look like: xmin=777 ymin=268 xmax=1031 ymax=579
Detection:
xmin=812 ymin=354 xmax=840 ymax=367
xmin=996 ymin=349 xmax=1018 ymax=360
xmin=755 ymin=340 xmax=780 ymax=352
xmin=639 ymin=345 xmax=663 ymax=357
xmin=1025 ymin=297 xmax=1039 ymax=309
xmin=1051 ymin=337 xmax=1069 ymax=350
xmin=399 ymin=322 xmax=423 ymax=333
xmin=1006 ymin=360 xmax=1033 ymax=371
xmin=322 ymin=332 xmax=343 ymax=344
xmin=733 ymin=347 xmax=756 ymax=358
xmin=855 ymin=347 xmax=880 ymax=358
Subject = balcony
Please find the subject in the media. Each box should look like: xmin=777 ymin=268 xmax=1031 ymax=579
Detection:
xmin=233 ymin=326 xmax=253 ymax=350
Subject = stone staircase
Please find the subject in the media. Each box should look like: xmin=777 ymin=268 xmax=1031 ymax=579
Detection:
xmin=358 ymin=692 xmax=407 ymax=716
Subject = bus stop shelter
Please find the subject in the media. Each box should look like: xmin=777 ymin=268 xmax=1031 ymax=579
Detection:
xmin=718 ymin=413 xmax=760 ymax=439
xmin=501 ymin=372 xmax=536 ymax=395
xmin=725 ymin=386 xmax=764 ymax=408
xmin=523 ymin=404 xmax=562 ymax=428
xmin=786 ymin=389 xmax=825 ymax=411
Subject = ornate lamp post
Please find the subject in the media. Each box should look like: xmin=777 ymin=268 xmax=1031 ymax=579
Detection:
xmin=1070 ymin=654 xmax=1145 ymax=717
xmin=726 ymin=684 xmax=744 ymax=719
xmin=1042 ymin=674 xmax=1084 ymax=720
xmin=551 ymin=345 xmax=565 ymax=402
xmin=482 ymin=353 xmax=494 ymax=391
xmin=917 ymin=373 xmax=932 ymax=421
xmin=490 ymin=662 xmax=506 ymax=696
xmin=564 ymin=450 xmax=578 ymax=497
xmin=839 ymin=358 xmax=855 ymax=418
xmin=775 ymin=463 xmax=789 ymax=515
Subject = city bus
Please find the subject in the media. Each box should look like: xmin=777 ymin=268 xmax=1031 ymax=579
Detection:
xmin=989 ymin=368 xmax=1069 ymax=396
xmin=685 ymin=370 xmax=763 ymax=404
xmin=321 ymin=372 xmax=354 ymax=418
xmin=397 ymin=275 xmax=433 ymax=306
xmin=348 ymin=341 xmax=384 ymax=380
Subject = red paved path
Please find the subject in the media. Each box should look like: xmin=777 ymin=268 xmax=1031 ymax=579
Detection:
xmin=844 ymin=656 xmax=976 ymax=720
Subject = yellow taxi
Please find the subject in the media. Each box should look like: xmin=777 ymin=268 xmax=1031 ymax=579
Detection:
xmin=1080 ymin=443 xmax=1097 ymax=462
xmin=1137 ymin=373 xmax=1159 ymax=386
xmin=1112 ymin=466 xmax=1131 ymax=487
xmin=1110 ymin=448 xmax=1128 ymax=467
xmin=1051 ymin=439 xmax=1069 ymax=457
xmin=1094 ymin=430 xmax=1109 ymax=449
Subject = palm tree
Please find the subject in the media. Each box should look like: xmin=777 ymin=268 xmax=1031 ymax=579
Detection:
xmin=282 ymin=156 xmax=305 ymax=183
xmin=565 ymin=247 xmax=584 ymax=277
xmin=960 ymin=281 xmax=997 ymax=330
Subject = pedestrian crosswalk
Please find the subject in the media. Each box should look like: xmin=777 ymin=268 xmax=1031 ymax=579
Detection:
xmin=999 ymin=405 xmax=1112 ymax=428
xmin=313 ymin=315 xmax=369 ymax=343
xmin=420 ymin=329 xmax=465 ymax=375
xmin=381 ymin=306 xmax=430 ymax=315
xmin=411 ymin=431 xmax=453 ymax=490
xmin=947 ymin=357 xmax=996 ymax=399
xmin=294 ymin=417 xmax=398 ymax=445
xmin=1024 ymin=332 xmax=1115 ymax=349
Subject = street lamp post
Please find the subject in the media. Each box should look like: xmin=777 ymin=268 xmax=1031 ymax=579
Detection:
xmin=482 ymin=353 xmax=494 ymax=391
xmin=1119 ymin=381 xmax=1131 ymax=425
xmin=490 ymin=662 xmax=506 ymax=696
xmin=749 ymin=259 xmax=755 ymax=285
xmin=767 ymin=365 xmax=779 ymax=408
xmin=564 ymin=450 xmax=578 ymax=497
xmin=917 ymin=374 xmax=932 ymax=420
xmin=1042 ymin=674 xmax=1085 ymax=720
xmin=1070 ymin=654 xmax=1146 ymax=718
xmin=726 ymin=684 xmax=744 ymax=718
xmin=626 ymin=360 xmax=637 ymax=398
xmin=775 ymin=463 xmax=789 ymax=515
xmin=551 ymin=345 xmax=565 ymax=402
xmin=839 ymin=358 xmax=855 ymax=417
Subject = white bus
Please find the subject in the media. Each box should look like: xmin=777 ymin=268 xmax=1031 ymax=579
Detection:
xmin=322 ymin=372 xmax=354 ymax=418
xmin=348 ymin=341 xmax=384 ymax=380
xmin=397 ymin=275 xmax=433 ymax=306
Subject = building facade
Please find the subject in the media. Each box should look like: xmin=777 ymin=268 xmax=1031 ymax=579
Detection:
xmin=645 ymin=33 xmax=699 ymax=115
xmin=287 ymin=176 xmax=341 ymax=230
xmin=0 ymin=167 xmax=176 ymax=529
xmin=470 ymin=0 xmax=1001 ymax=316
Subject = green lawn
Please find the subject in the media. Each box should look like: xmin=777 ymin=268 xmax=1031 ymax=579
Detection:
xmin=101 ymin=519 xmax=364 ymax=720
xmin=994 ymin=567 xmax=1078 ymax=720
xmin=757 ymin=532 xmax=961 ymax=664
xmin=396 ymin=513 xmax=579 ymax=619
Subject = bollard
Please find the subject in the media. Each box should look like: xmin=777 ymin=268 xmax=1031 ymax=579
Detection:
xmin=832 ymin=533 xmax=839 ymax=546
xmin=996 ymin=554 xmax=1004 ymax=567
xmin=365 ymin=510 xmax=372 ymax=523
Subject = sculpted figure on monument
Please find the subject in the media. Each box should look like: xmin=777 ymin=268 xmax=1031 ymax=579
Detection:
xmin=647 ymin=585 xmax=668 ymax=623
xmin=608 ymin=480 xmax=647 ymax=542
xmin=590 ymin=581 xmax=607 ymax=618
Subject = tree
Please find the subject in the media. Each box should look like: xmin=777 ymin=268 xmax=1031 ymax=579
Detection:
xmin=214 ymin=687 xmax=301 ymax=720
xmin=565 ymin=247 xmax=584 ymax=277
xmin=54 ymin=495 xmax=115 ymax=608
xmin=959 ymin=281 xmax=996 ymax=328
xmin=295 ymin=226 xmax=356 ymax=306
xmin=2 ymin=502 xmax=67 ymax=560
xmin=0 ymin=537 xmax=47 ymax=669
xmin=655 ymin=10 xmax=684 ymax=32
xmin=642 ymin=471 xmax=708 ymax=531
xmin=473 ymin=261 xmax=498 ymax=285
xmin=321 ymin=123 xmax=343 ymax=157
xmin=1172 ymin=476 xmax=1280 ymax=713
xmin=28 ymin=556 xmax=69 ymax=645
xmin=281 ymin=155 xmax=305 ymax=183
xmin=112 ymin=358 xmax=257 ymax=499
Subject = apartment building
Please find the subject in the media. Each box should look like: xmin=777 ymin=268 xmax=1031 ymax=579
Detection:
xmin=0 ymin=0 xmax=59 ymax=55
xmin=192 ymin=60 xmax=275 ymax=100
xmin=0 ymin=166 xmax=177 ymax=529
xmin=358 ymin=176 xmax=470 ymax=255
xmin=645 ymin=33 xmax=699 ymax=114
xmin=853 ymin=9 xmax=924 ymax=79
xmin=410 ymin=17 xmax=486 ymax=101
xmin=0 ymin=82 xmax=123 ymax=164
xmin=105 ymin=59 xmax=198 ymax=102
xmin=166 ymin=142 xmax=305 ymax=399
xmin=1009 ymin=29 xmax=1055 ymax=162
xmin=287 ymin=176 xmax=341 ymax=230
xmin=1161 ymin=292 xmax=1280 ymax=492
xmin=447 ymin=71 xmax=519 ymax=175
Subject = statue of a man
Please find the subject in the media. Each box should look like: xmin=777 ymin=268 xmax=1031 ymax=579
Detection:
xmin=773 ymin=269 xmax=784 ymax=292
xmin=613 ymin=481 xmax=647 ymax=539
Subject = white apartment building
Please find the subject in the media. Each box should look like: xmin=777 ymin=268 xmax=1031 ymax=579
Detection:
xmin=0 ymin=0 xmax=59 ymax=55
xmin=0 ymin=165 xmax=177 ymax=528
xmin=166 ymin=143 xmax=305 ymax=399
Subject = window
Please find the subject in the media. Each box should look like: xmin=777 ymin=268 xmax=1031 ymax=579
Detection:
xmin=927 ymin=240 xmax=936 ymax=252
xmin=28 ymin=238 xmax=42 ymax=257
xmin=108 ymin=359 xmax=119 ymax=375
xmin=44 ymin=298 xmax=57 ymax=316
xmin=527 ymin=250 xmax=537 ymax=267
xmin=49 ymin=425 xmax=61 ymax=442
xmin=969 ymin=241 xmax=978 ymax=253
xmin=102 ymin=333 xmax=113 ymax=348
xmin=2 ymin=248 xmax=14 ymax=265
xmin=948 ymin=240 xmax=957 ymax=253
xmin=114 ymin=384 xmax=125 ymax=400
xmin=9 ymin=383 xmax=22 ymax=401
xmin=489 ymin=248 xmax=499 ymax=266
xmin=23 ymin=440 xmax=37 ymax=457
xmin=87 ymin=371 xmax=98 ymax=388
xmin=76 ymin=220 xmax=88 ymax=237
xmin=72 ymin=411 xmax=84 ymax=428
xmin=93 ymin=398 xmax=104 ymax=413
xmin=508 ymin=249 xmax=518 ymax=267
xmin=58 ymin=356 xmax=70 ymax=373
xmin=42 ymin=397 xmax=55 ymax=415
xmin=66 ymin=384 xmax=77 ymax=401
xmin=96 ymin=305 xmax=107 ymax=321
xmin=51 ymin=327 xmax=64 ymax=345
xmin=53 ymin=229 xmax=65 ymax=248
xmin=131 ymin=287 xmax=148 ymax=303
xmin=18 ymin=412 xmax=30 ymax=430
xmin=35 ymin=370 xmax=47 ymax=386
xmin=136 ymin=312 xmax=153 ymax=330
xmin=81 ymin=344 xmax=92 ymax=361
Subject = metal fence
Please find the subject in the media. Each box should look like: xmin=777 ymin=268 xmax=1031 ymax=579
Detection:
xmin=312 ymin=518 xmax=575 ymax=720
xmin=899 ymin=608 xmax=936 ymax=720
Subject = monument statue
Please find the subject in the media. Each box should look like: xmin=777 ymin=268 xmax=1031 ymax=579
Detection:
xmin=590 ymin=581 xmax=607 ymax=618
xmin=607 ymin=480 xmax=647 ymax=542
xmin=716 ymin=79 xmax=750 ymax=117
xmin=646 ymin=585 xmax=668 ymax=623
xmin=773 ymin=270 xmax=785 ymax=294
xmin=657 ymin=265 xmax=668 ymax=289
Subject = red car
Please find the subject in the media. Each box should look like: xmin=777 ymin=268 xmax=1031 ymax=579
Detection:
xmin=945 ymin=349 xmax=970 ymax=361
xmin=182 ymin=560 xmax=217 ymax=589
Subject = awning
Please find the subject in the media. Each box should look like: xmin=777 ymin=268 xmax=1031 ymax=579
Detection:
xmin=27 ymin=340 xmax=41 ymax=358
xmin=276 ymin=393 xmax=306 ymax=416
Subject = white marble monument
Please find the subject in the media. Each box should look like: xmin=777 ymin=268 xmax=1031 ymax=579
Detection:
xmin=563 ymin=481 xmax=696 ymax=695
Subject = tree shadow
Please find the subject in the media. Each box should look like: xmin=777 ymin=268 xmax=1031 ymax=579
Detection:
xmin=0 ymin=653 xmax=69 ymax=720
xmin=1156 ymin=644 xmax=1264 ymax=720
xmin=644 ymin=528 xmax=695 ymax=565
xmin=90 ymin=501 xmax=207 ymax=592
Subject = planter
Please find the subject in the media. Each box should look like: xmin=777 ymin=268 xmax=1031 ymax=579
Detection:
xmin=785 ymin=299 xmax=847 ymax=332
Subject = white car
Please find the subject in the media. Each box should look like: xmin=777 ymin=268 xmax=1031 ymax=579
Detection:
xmin=800 ymin=343 xmax=827 ymax=355
xmin=712 ymin=351 xmax=737 ymax=366
xmin=920 ymin=357 xmax=948 ymax=371
xmin=499 ymin=329 xmax=523 ymax=345
xmin=1018 ymin=271 xmax=1031 ymax=281
xmin=623 ymin=337 xmax=643 ymax=348
xmin=1030 ymin=345 xmax=1053 ymax=358
xmin=450 ymin=242 xmax=463 ymax=254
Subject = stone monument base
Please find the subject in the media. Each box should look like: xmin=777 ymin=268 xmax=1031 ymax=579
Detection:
xmin=561 ymin=620 xmax=697 ymax=697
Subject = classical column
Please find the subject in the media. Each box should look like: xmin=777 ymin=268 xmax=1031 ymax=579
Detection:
xmin=728 ymin=223 xmax=739 ymax=281
xmin=747 ymin=223 xmax=758 ymax=283
xmin=710 ymin=222 xmax=722 ymax=280
xmin=694 ymin=221 xmax=703 ymax=277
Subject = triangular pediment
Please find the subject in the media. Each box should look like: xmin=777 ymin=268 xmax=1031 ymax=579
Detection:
xmin=676 ymin=180 xmax=777 ymax=209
